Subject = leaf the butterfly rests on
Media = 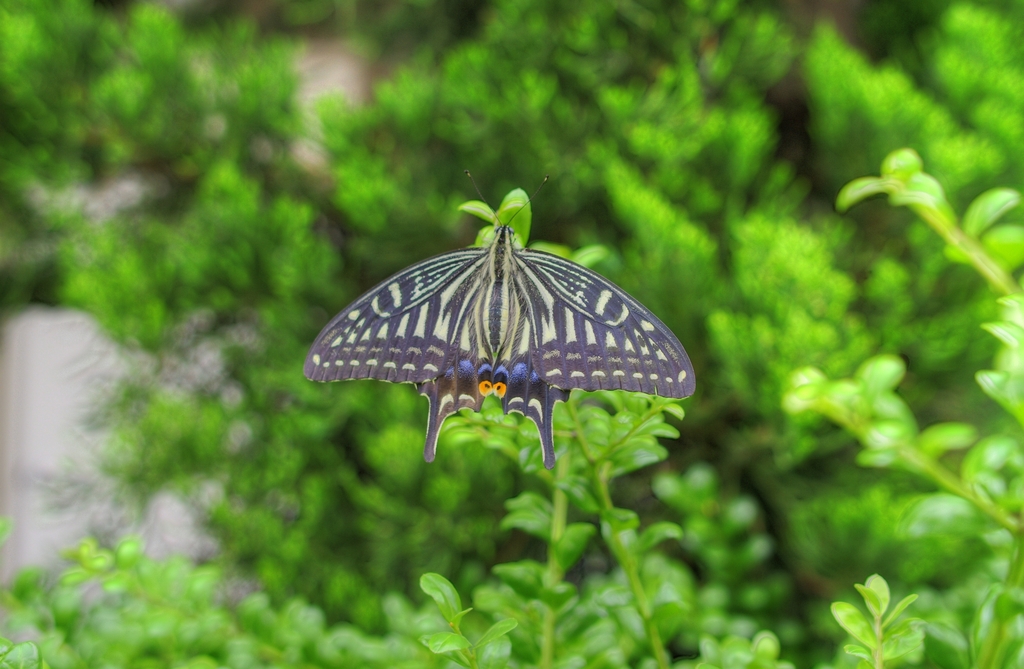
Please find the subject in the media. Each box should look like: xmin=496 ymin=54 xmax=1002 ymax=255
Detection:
xmin=305 ymin=193 xmax=695 ymax=469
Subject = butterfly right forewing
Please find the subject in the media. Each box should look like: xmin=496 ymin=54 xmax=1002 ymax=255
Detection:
xmin=514 ymin=248 xmax=695 ymax=398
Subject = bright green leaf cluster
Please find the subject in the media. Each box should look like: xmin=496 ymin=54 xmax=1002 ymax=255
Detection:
xmin=831 ymin=574 xmax=923 ymax=668
xmin=418 ymin=573 xmax=517 ymax=669
xmin=0 ymin=636 xmax=44 ymax=669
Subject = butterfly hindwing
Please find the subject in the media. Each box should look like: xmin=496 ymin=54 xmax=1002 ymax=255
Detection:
xmin=515 ymin=249 xmax=696 ymax=398
xmin=304 ymin=248 xmax=488 ymax=384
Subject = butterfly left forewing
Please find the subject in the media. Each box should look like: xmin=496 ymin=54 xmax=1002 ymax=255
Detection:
xmin=305 ymin=248 xmax=487 ymax=383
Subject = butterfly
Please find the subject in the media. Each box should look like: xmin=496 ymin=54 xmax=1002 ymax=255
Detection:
xmin=305 ymin=196 xmax=695 ymax=469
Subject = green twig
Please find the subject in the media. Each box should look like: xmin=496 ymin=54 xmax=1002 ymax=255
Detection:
xmin=541 ymin=452 xmax=571 ymax=669
xmin=911 ymin=205 xmax=1021 ymax=296
xmin=567 ymin=396 xmax=671 ymax=669
xmin=899 ymin=449 xmax=1019 ymax=534
xmin=590 ymin=461 xmax=670 ymax=669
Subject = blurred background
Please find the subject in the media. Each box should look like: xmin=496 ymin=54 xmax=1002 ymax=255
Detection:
xmin=2 ymin=0 xmax=1023 ymax=664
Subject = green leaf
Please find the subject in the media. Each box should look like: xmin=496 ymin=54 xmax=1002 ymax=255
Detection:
xmin=0 ymin=519 xmax=10 ymax=549
xmin=528 ymin=241 xmax=570 ymax=257
xmin=556 ymin=476 xmax=600 ymax=514
xmin=459 ymin=200 xmax=497 ymax=223
xmin=963 ymin=188 xmax=1021 ymax=238
xmin=962 ymin=436 xmax=1021 ymax=482
xmin=492 ymin=561 xmax=544 ymax=600
xmin=883 ymin=594 xmax=918 ymax=628
xmin=751 ymin=631 xmax=781 ymax=660
xmin=635 ymin=522 xmax=683 ymax=555
xmin=880 ymin=148 xmax=924 ymax=179
xmin=496 ymin=188 xmax=531 ymax=243
xmin=600 ymin=507 xmax=640 ymax=533
xmin=856 ymin=448 xmax=900 ymax=468
xmin=0 ymin=642 xmax=43 ymax=669
xmin=831 ymin=602 xmax=876 ymax=648
xmin=854 ymin=584 xmax=882 ymax=618
xmin=474 ymin=225 xmax=497 ymax=248
xmin=608 ymin=439 xmax=668 ymax=476
xmin=864 ymin=420 xmax=914 ymax=450
xmin=836 ymin=177 xmax=892 ymax=212
xmin=570 ymin=244 xmax=610 ymax=268
xmin=698 ymin=635 xmax=722 ymax=666
xmin=843 ymin=644 xmax=873 ymax=662
xmin=917 ymin=423 xmax=977 ymax=456
xmin=944 ymin=244 xmax=972 ymax=264
xmin=539 ymin=582 xmax=577 ymax=609
xmin=661 ymin=402 xmax=685 ymax=421
xmin=900 ymin=494 xmax=989 ymax=537
xmin=983 ymin=225 xmax=1024 ymax=270
xmin=975 ymin=370 xmax=1012 ymax=408
xmin=478 ymin=636 xmax=512 ymax=669
xmin=60 ymin=567 xmax=92 ymax=586
xmin=864 ymin=574 xmax=890 ymax=616
xmin=553 ymin=523 xmax=596 ymax=571
xmin=924 ymin=622 xmax=970 ymax=669
xmin=995 ymin=587 xmax=1024 ymax=621
xmin=475 ymin=618 xmax=518 ymax=648
xmin=451 ymin=607 xmax=473 ymax=627
xmin=500 ymin=492 xmax=552 ymax=540
xmin=0 ymin=638 xmax=11 ymax=658
xmin=419 ymin=573 xmax=462 ymax=622
xmin=882 ymin=618 xmax=925 ymax=661
xmin=889 ymin=173 xmax=956 ymax=222
xmin=981 ymin=321 xmax=1024 ymax=349
xmin=857 ymin=356 xmax=905 ymax=396
xmin=115 ymin=536 xmax=143 ymax=569
xmin=419 ymin=636 xmax=472 ymax=666
xmin=427 ymin=632 xmax=471 ymax=653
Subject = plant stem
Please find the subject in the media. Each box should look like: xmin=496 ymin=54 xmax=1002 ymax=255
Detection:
xmin=900 ymin=449 xmax=1019 ymax=533
xmin=1008 ymin=534 xmax=1024 ymax=588
xmin=592 ymin=462 xmax=671 ymax=669
xmin=541 ymin=452 xmax=571 ymax=669
xmin=873 ymin=612 xmax=885 ymax=669
xmin=913 ymin=206 xmax=1021 ymax=296
xmin=450 ymin=619 xmax=481 ymax=669
xmin=976 ymin=533 xmax=1024 ymax=669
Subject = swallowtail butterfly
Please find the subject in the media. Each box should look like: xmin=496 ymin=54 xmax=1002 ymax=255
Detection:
xmin=305 ymin=195 xmax=695 ymax=469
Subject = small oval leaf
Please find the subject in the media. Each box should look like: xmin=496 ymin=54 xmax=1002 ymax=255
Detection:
xmin=865 ymin=574 xmax=891 ymax=616
xmin=857 ymin=356 xmax=906 ymax=395
xmin=427 ymin=632 xmax=472 ymax=653
xmin=963 ymin=188 xmax=1021 ymax=238
xmin=832 ymin=602 xmax=877 ymax=648
xmin=420 ymin=573 xmax=462 ymax=622
xmin=881 ymin=148 xmax=924 ymax=179
xmin=917 ymin=423 xmax=977 ymax=456
xmin=475 ymin=618 xmax=518 ymax=648
xmin=836 ymin=177 xmax=892 ymax=212
xmin=983 ymin=225 xmax=1024 ymax=270
xmin=496 ymin=188 xmax=531 ymax=243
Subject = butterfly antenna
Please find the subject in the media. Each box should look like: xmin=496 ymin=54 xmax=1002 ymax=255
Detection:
xmin=505 ymin=175 xmax=549 ymax=227
xmin=464 ymin=170 xmax=498 ymax=223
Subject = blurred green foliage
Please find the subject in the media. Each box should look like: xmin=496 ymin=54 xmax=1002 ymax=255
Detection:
xmin=6 ymin=0 xmax=1024 ymax=667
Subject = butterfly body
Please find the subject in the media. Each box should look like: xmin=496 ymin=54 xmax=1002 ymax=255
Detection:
xmin=306 ymin=221 xmax=695 ymax=469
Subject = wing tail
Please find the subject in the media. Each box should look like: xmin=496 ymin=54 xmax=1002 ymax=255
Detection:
xmin=418 ymin=360 xmax=485 ymax=463
xmin=500 ymin=359 xmax=568 ymax=470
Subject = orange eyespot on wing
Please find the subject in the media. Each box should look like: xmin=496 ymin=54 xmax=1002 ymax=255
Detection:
xmin=479 ymin=380 xmax=493 ymax=395
xmin=493 ymin=382 xmax=506 ymax=398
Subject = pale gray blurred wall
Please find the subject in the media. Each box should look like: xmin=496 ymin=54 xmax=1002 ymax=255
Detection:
xmin=0 ymin=309 xmax=125 ymax=580
xmin=0 ymin=40 xmax=367 ymax=579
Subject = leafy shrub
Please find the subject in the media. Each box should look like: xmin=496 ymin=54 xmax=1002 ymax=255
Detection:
xmin=5 ymin=0 xmax=1024 ymax=666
